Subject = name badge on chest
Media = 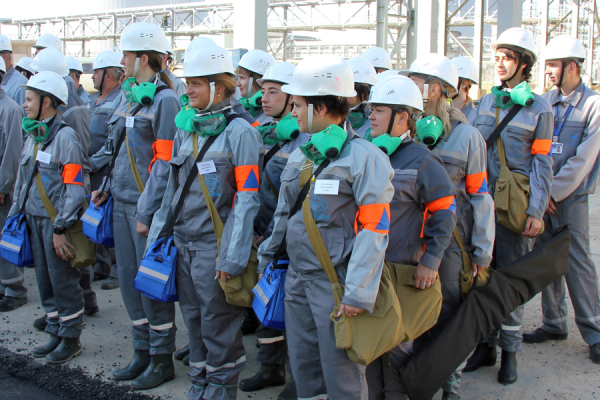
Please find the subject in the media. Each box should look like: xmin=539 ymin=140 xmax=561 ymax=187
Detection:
xmin=314 ymin=180 xmax=339 ymax=195
xmin=126 ymin=116 xmax=135 ymax=128
xmin=551 ymin=142 xmax=564 ymax=155
xmin=36 ymin=151 xmax=52 ymax=164
xmin=197 ymin=160 xmax=217 ymax=175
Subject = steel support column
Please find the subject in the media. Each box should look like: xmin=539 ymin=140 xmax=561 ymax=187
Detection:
xmin=497 ymin=0 xmax=522 ymax=36
xmin=571 ymin=0 xmax=580 ymax=38
xmin=233 ymin=0 xmax=268 ymax=51
xmin=538 ymin=0 xmax=550 ymax=93
xmin=376 ymin=0 xmax=389 ymax=49
xmin=473 ymin=0 xmax=485 ymax=96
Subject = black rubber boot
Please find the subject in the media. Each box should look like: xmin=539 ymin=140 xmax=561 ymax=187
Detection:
xmin=240 ymin=308 xmax=260 ymax=336
xmin=497 ymin=350 xmax=518 ymax=385
xmin=84 ymin=306 xmax=100 ymax=316
xmin=590 ymin=342 xmax=600 ymax=364
xmin=182 ymin=354 xmax=189 ymax=366
xmin=131 ymin=354 xmax=175 ymax=390
xmin=174 ymin=344 xmax=190 ymax=360
xmin=33 ymin=315 xmax=48 ymax=331
xmin=277 ymin=374 xmax=297 ymax=400
xmin=32 ymin=334 xmax=62 ymax=358
xmin=463 ymin=343 xmax=497 ymax=372
xmin=523 ymin=327 xmax=568 ymax=344
xmin=0 ymin=296 xmax=27 ymax=312
xmin=100 ymin=277 xmax=120 ymax=290
xmin=442 ymin=392 xmax=460 ymax=400
xmin=239 ymin=363 xmax=286 ymax=392
xmin=113 ymin=350 xmax=151 ymax=381
xmin=46 ymin=337 xmax=82 ymax=364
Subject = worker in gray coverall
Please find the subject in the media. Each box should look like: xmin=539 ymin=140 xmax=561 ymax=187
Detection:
xmin=258 ymin=55 xmax=395 ymax=400
xmin=522 ymin=35 xmax=600 ymax=365
xmin=345 ymin=57 xmax=377 ymax=139
xmin=87 ymin=50 xmax=124 ymax=290
xmin=467 ymin=28 xmax=554 ymax=385
xmin=10 ymin=71 xmax=86 ymax=364
xmin=240 ymin=61 xmax=307 ymax=400
xmin=450 ymin=56 xmax=479 ymax=126
xmin=91 ymin=22 xmax=180 ymax=390
xmin=0 ymin=35 xmax=27 ymax=111
xmin=236 ymin=49 xmax=276 ymax=127
xmin=148 ymin=43 xmax=263 ymax=400
xmin=0 ymin=57 xmax=26 ymax=312
xmin=163 ymin=39 xmax=187 ymax=98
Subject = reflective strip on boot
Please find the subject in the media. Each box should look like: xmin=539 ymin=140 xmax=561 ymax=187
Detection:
xmin=47 ymin=311 xmax=59 ymax=318
xmin=1 ymin=276 xmax=24 ymax=284
xmin=189 ymin=360 xmax=207 ymax=370
xmin=543 ymin=316 xmax=568 ymax=324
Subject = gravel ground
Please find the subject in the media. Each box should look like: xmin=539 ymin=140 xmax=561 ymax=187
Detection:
xmin=1 ymin=193 xmax=600 ymax=399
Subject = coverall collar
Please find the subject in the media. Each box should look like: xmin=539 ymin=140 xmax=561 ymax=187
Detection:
xmin=547 ymin=79 xmax=585 ymax=108
xmin=40 ymin=114 xmax=66 ymax=145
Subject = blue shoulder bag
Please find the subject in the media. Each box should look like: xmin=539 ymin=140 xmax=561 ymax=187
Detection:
xmin=134 ymin=132 xmax=219 ymax=302
xmin=0 ymin=141 xmax=54 ymax=267
xmin=252 ymin=159 xmax=330 ymax=331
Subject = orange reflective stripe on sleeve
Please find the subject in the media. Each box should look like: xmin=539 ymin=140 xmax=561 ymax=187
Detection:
xmin=531 ymin=139 xmax=552 ymax=156
xmin=235 ymin=165 xmax=260 ymax=191
xmin=149 ymin=139 xmax=174 ymax=172
xmin=465 ymin=171 xmax=489 ymax=194
xmin=62 ymin=164 xmax=84 ymax=186
xmin=252 ymin=121 xmax=261 ymax=128
xmin=425 ymin=195 xmax=456 ymax=214
xmin=354 ymin=203 xmax=390 ymax=234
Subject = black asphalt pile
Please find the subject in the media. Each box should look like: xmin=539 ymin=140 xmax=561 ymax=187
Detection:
xmin=0 ymin=347 xmax=161 ymax=400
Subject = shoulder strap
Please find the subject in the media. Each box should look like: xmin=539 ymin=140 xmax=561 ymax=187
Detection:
xmin=118 ymin=85 xmax=171 ymax=195
xmin=263 ymin=143 xmax=282 ymax=169
xmin=157 ymin=133 xmax=219 ymax=239
xmin=452 ymin=228 xmax=473 ymax=277
xmin=494 ymin=107 xmax=510 ymax=168
xmin=484 ymin=105 xmax=522 ymax=149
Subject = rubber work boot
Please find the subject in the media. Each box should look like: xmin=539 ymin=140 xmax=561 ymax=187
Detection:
xmin=277 ymin=374 xmax=297 ymax=400
xmin=0 ymin=296 xmax=27 ymax=312
xmin=182 ymin=354 xmax=189 ymax=366
xmin=239 ymin=363 xmax=286 ymax=392
xmin=131 ymin=353 xmax=175 ymax=390
xmin=93 ymin=273 xmax=109 ymax=282
xmin=32 ymin=334 xmax=62 ymax=358
xmin=497 ymin=350 xmax=518 ymax=385
xmin=442 ymin=392 xmax=460 ymax=400
xmin=33 ymin=315 xmax=48 ymax=331
xmin=463 ymin=343 xmax=497 ymax=372
xmin=113 ymin=350 xmax=151 ymax=381
xmin=174 ymin=344 xmax=190 ymax=360
xmin=523 ymin=327 xmax=568 ymax=344
xmin=240 ymin=308 xmax=260 ymax=335
xmin=590 ymin=342 xmax=600 ymax=364
xmin=101 ymin=277 xmax=119 ymax=290
xmin=46 ymin=337 xmax=82 ymax=364
xmin=84 ymin=305 xmax=100 ymax=316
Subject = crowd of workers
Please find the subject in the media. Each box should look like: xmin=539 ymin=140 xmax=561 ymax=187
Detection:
xmin=0 ymin=21 xmax=599 ymax=400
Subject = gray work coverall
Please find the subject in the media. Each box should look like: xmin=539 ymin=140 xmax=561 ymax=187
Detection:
xmin=148 ymin=101 xmax=263 ymax=400
xmin=9 ymin=116 xmax=86 ymax=338
xmin=475 ymin=92 xmax=554 ymax=352
xmin=535 ymin=81 xmax=600 ymax=346
xmin=0 ymin=91 xmax=25 ymax=299
xmin=259 ymin=127 xmax=394 ymax=400
xmin=166 ymin=69 xmax=187 ymax=99
xmin=1 ymin=66 xmax=26 ymax=111
xmin=349 ymin=104 xmax=372 ymax=139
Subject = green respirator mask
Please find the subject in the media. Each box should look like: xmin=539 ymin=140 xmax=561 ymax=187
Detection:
xmin=300 ymin=124 xmax=347 ymax=165
xmin=122 ymin=78 xmax=158 ymax=105
xmin=492 ymin=81 xmax=534 ymax=109
xmin=348 ymin=107 xmax=367 ymax=129
xmin=370 ymin=134 xmax=403 ymax=156
xmin=22 ymin=118 xmax=51 ymax=143
xmin=174 ymin=94 xmax=228 ymax=137
xmin=416 ymin=116 xmax=444 ymax=146
xmin=240 ymin=91 xmax=263 ymax=117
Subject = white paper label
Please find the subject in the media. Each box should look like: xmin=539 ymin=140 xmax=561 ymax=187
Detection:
xmin=36 ymin=150 xmax=52 ymax=164
xmin=314 ymin=180 xmax=339 ymax=195
xmin=197 ymin=160 xmax=217 ymax=175
xmin=551 ymin=142 xmax=564 ymax=154
xmin=126 ymin=116 xmax=135 ymax=128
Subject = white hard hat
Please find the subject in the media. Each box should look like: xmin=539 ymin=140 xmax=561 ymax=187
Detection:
xmin=117 ymin=22 xmax=167 ymax=54
xmin=66 ymin=57 xmax=83 ymax=73
xmin=184 ymin=37 xmax=217 ymax=59
xmin=282 ymin=55 xmax=356 ymax=97
xmin=361 ymin=46 xmax=392 ymax=70
xmin=0 ymin=35 xmax=12 ymax=52
xmin=91 ymin=51 xmax=124 ymax=71
xmin=238 ymin=49 xmax=276 ymax=76
xmin=542 ymin=35 xmax=586 ymax=61
xmin=451 ymin=56 xmax=478 ymax=85
xmin=22 ymin=71 xmax=69 ymax=105
xmin=31 ymin=48 xmax=69 ymax=77
xmin=0 ymin=57 xmax=6 ymax=75
xmin=257 ymin=62 xmax=296 ymax=86
xmin=181 ymin=45 xmax=234 ymax=78
xmin=165 ymin=39 xmax=173 ymax=55
xmin=492 ymin=27 xmax=537 ymax=62
xmin=16 ymin=57 xmax=35 ymax=74
xmin=347 ymin=57 xmax=377 ymax=86
xmin=400 ymin=53 xmax=459 ymax=94
xmin=375 ymin=69 xmax=400 ymax=84
xmin=368 ymin=75 xmax=424 ymax=113
xmin=33 ymin=33 xmax=62 ymax=51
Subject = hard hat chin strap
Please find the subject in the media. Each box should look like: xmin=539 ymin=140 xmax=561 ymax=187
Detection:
xmin=132 ymin=57 xmax=140 ymax=80
xmin=201 ymin=82 xmax=216 ymax=111
xmin=308 ymin=103 xmax=314 ymax=135
xmin=387 ymin=108 xmax=397 ymax=135
xmin=557 ymin=60 xmax=566 ymax=89
xmin=502 ymin=53 xmax=524 ymax=87
xmin=247 ymin=77 xmax=254 ymax=98
xmin=99 ymin=68 xmax=107 ymax=95
xmin=36 ymin=94 xmax=45 ymax=122
xmin=273 ymin=93 xmax=291 ymax=120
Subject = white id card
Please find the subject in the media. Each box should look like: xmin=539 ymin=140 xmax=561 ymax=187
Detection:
xmin=197 ymin=160 xmax=217 ymax=175
xmin=551 ymin=142 xmax=564 ymax=154
xmin=126 ymin=116 xmax=135 ymax=128
xmin=314 ymin=180 xmax=339 ymax=195
xmin=36 ymin=150 xmax=52 ymax=164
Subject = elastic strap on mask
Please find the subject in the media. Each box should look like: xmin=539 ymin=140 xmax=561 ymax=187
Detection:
xmin=308 ymin=103 xmax=314 ymax=135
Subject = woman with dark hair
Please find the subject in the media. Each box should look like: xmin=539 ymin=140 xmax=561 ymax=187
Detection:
xmin=235 ymin=49 xmax=276 ymax=126
xmin=258 ymin=55 xmax=394 ymax=399
xmin=91 ymin=22 xmax=180 ymax=390
xmin=346 ymin=57 xmax=377 ymax=138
